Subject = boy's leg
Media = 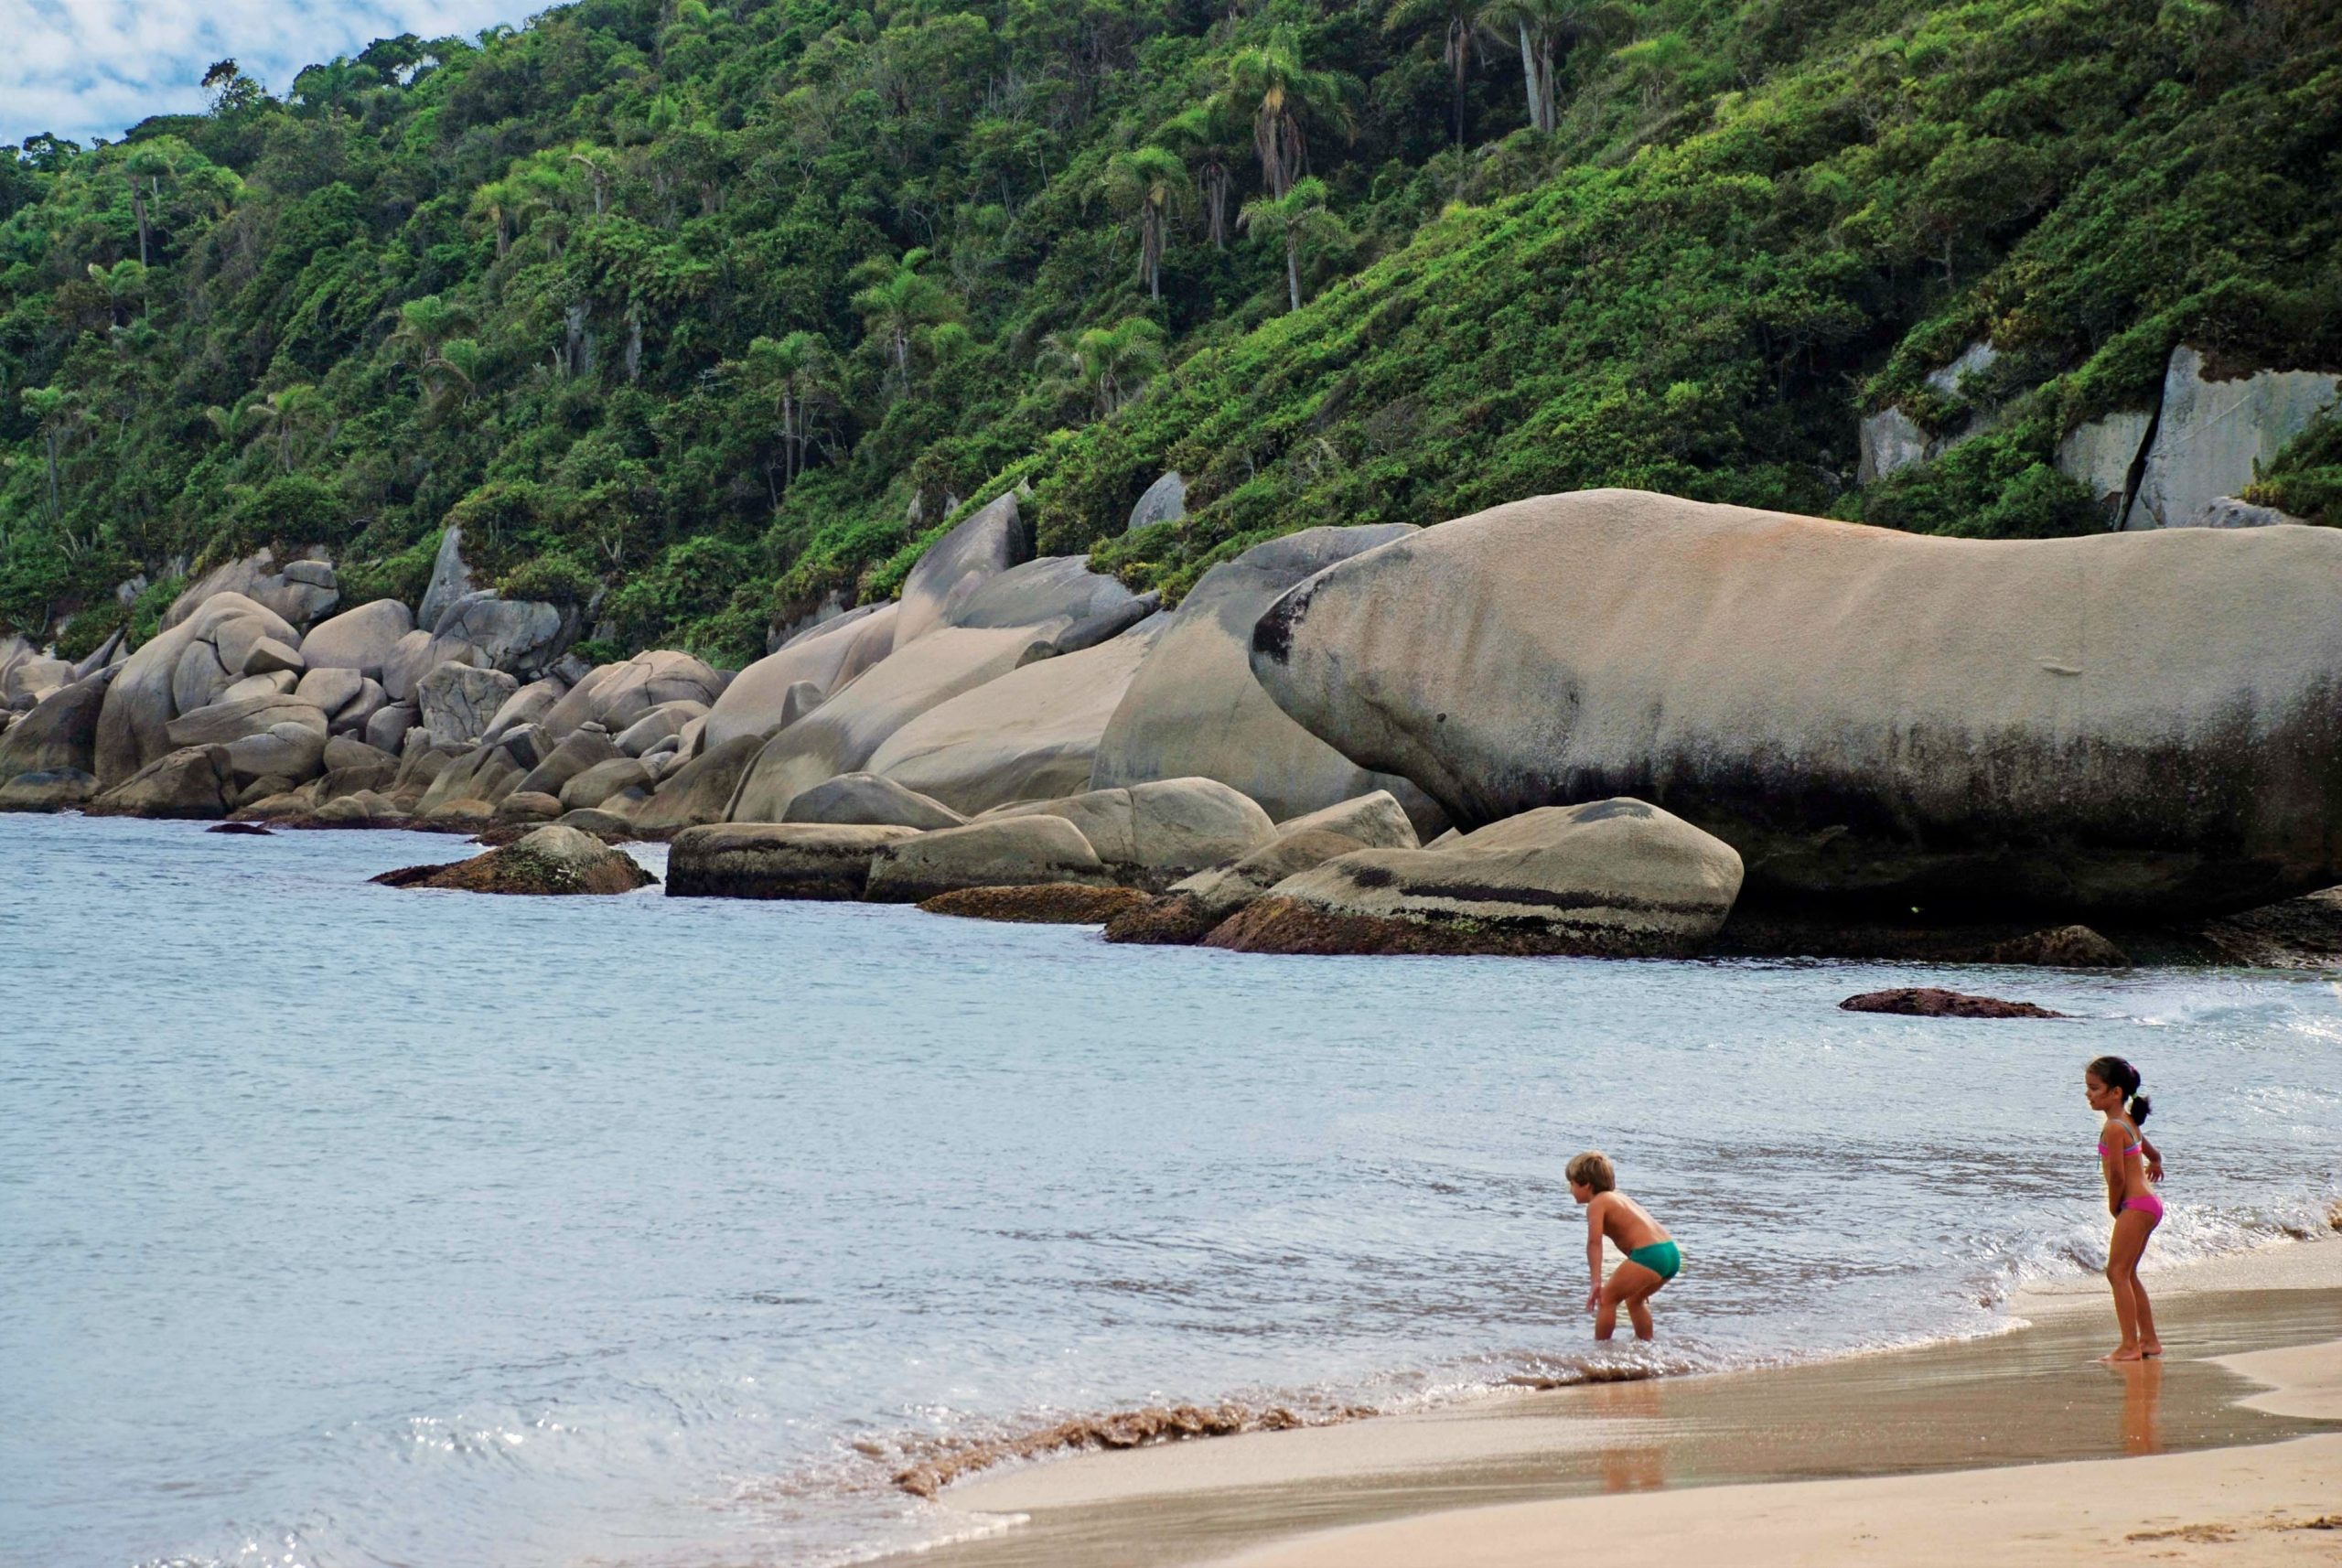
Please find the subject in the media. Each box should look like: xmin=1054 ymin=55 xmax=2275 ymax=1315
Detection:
xmin=1598 ymin=1262 xmax=1660 ymax=1341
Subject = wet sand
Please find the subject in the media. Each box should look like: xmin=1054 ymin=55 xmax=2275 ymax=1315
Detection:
xmin=908 ymin=1239 xmax=2342 ymax=1567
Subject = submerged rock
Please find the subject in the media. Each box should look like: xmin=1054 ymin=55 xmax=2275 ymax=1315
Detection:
xmin=863 ymin=815 xmax=1113 ymax=903
xmin=666 ymin=822 xmax=919 ymax=899
xmin=1978 ymin=925 xmax=2131 ymax=968
xmin=372 ymin=824 xmax=654 ymax=895
xmin=207 ymin=822 xmax=274 ymax=836
xmin=1839 ymin=988 xmax=2064 ymax=1019
xmin=1101 ymin=892 xmax=1223 ymax=946
xmin=918 ymin=884 xmax=1152 ymax=924
xmin=1252 ymin=488 xmax=2342 ymax=919
xmin=1202 ymin=799 xmax=1742 ymax=958
xmin=0 ymin=767 xmax=98 ymax=812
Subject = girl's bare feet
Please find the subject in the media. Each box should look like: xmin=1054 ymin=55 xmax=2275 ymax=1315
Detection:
xmin=2141 ymin=1341 xmax=2164 ymax=1358
xmin=2100 ymin=1347 xmax=2146 ymax=1363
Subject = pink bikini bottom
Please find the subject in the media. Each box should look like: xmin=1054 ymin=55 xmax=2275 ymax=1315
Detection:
xmin=2122 ymin=1193 xmax=2165 ymax=1224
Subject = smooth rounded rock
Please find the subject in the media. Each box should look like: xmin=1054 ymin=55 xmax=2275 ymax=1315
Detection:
xmin=863 ymin=815 xmax=1113 ymax=904
xmin=298 ymin=599 xmax=415 ymax=677
xmin=988 ymin=778 xmax=1274 ymax=891
xmin=782 ymin=772 xmax=967 ymax=832
xmin=666 ymin=822 xmax=919 ymax=900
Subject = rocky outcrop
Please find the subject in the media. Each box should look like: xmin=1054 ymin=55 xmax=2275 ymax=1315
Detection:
xmin=987 ymin=777 xmax=1274 ymax=891
xmin=1202 ymin=799 xmax=1742 ymax=957
xmin=703 ymin=604 xmax=899 ymax=751
xmin=1166 ymin=790 xmax=1420 ymax=924
xmin=2126 ymin=347 xmax=2340 ymax=531
xmin=512 ymin=728 xmax=622 ymax=801
xmin=417 ymin=663 xmax=520 ymax=748
xmin=162 ymin=549 xmax=339 ymax=632
xmin=415 ymin=526 xmax=476 ymax=633
xmin=3 ymin=650 xmax=73 ymax=706
xmin=1127 ymin=471 xmax=1186 ymax=532
xmin=665 ymin=822 xmax=919 ymax=899
xmin=1252 ymin=488 xmax=2342 ymax=918
xmin=866 ymin=616 xmax=1166 ymax=815
xmin=0 ymin=669 xmax=113 ymax=781
xmin=539 ymin=650 xmax=725 ymax=742
xmin=2194 ymin=496 xmax=2302 ymax=529
xmin=164 ymin=693 xmax=328 ymax=750
xmin=783 ymin=772 xmax=968 ymax=831
xmin=1090 ymin=525 xmax=1445 ymax=835
xmin=298 ymin=598 xmax=414 ymax=678
xmin=1856 ymin=342 xmax=2003 ymax=485
xmin=2055 ymin=411 xmax=2155 ymax=525
xmin=865 ymin=814 xmax=1114 ymax=903
xmin=373 ymin=823 xmax=654 ymax=895
xmin=0 ymin=768 xmax=98 ymax=811
xmin=94 ymin=592 xmax=302 ymax=781
xmin=88 ymin=744 xmax=237 ymax=818
xmin=919 ymin=885 xmax=1153 ymax=923
xmin=478 ymin=677 xmax=569 ymax=746
xmin=728 ymin=557 xmax=1147 ymax=822
xmin=631 ymin=735 xmax=765 ymax=835
xmin=1839 ymin=988 xmax=2063 ymax=1019
xmin=557 ymin=756 xmax=652 ymax=811
xmin=613 ymin=701 xmax=707 ymax=757
xmin=894 ymin=490 xmax=1028 ymax=650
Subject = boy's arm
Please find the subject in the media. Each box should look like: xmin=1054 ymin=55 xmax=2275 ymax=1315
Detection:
xmin=1583 ymin=1197 xmax=1607 ymax=1307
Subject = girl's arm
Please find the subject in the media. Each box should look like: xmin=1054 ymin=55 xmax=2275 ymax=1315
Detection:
xmin=2141 ymin=1135 xmax=2164 ymax=1185
xmin=2100 ymin=1129 xmax=2123 ymax=1217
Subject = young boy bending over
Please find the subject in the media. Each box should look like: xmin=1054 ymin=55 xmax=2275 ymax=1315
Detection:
xmin=1568 ymin=1151 xmax=1681 ymax=1341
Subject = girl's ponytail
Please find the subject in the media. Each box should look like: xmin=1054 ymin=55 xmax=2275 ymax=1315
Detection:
xmin=2089 ymin=1055 xmax=2148 ymax=1125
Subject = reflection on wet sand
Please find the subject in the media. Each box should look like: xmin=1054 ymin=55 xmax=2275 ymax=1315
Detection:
xmin=914 ymin=1287 xmax=2342 ymax=1568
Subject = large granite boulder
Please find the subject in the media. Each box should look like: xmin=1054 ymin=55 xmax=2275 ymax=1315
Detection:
xmin=381 ymin=593 xmax=577 ymax=703
xmin=783 ymin=772 xmax=967 ymax=831
xmin=373 ymin=824 xmax=654 ymax=895
xmin=0 ymin=669 xmax=113 ymax=779
xmin=1090 ymin=525 xmax=1445 ymax=836
xmin=866 ymin=616 xmax=1166 ymax=814
xmin=476 ymin=677 xmax=569 ymax=746
xmin=164 ymin=693 xmax=329 ymax=750
xmin=987 ymin=777 xmax=1274 ymax=890
xmin=727 ymin=558 xmax=1147 ymax=822
xmin=1168 ymin=791 xmax=1420 ymax=923
xmin=1252 ymin=488 xmax=2342 ymax=918
xmin=87 ymin=744 xmax=237 ymax=818
xmin=417 ymin=744 xmax=525 ymax=814
xmin=162 ymin=549 xmax=339 ymax=631
xmin=2125 ymin=347 xmax=2341 ymax=530
xmin=613 ymin=700 xmax=707 ymax=757
xmin=221 ymin=723 xmax=328 ymax=785
xmin=1204 ymin=799 xmax=1743 ymax=957
xmin=1128 ymin=471 xmax=1187 ymax=532
xmin=702 ymin=604 xmax=899 ymax=751
xmin=0 ymin=768 xmax=98 ymax=811
xmin=297 ymin=598 xmax=414 ymax=677
xmin=558 ymin=756 xmax=653 ymax=811
xmin=512 ymin=729 xmax=623 ymax=800
xmin=417 ymin=662 xmax=520 ymax=748
xmin=3 ymin=651 xmax=73 ymax=706
xmin=863 ymin=815 xmax=1112 ymax=903
xmin=539 ymin=650 xmax=725 ymax=742
xmin=294 ymin=665 xmax=363 ymax=716
xmin=630 ymin=735 xmax=765 ymax=835
xmin=665 ymin=822 xmax=919 ymax=899
xmin=95 ymin=592 xmax=301 ymax=781
xmin=894 ymin=490 xmax=1028 ymax=650
xmin=415 ymin=525 xmax=476 ymax=633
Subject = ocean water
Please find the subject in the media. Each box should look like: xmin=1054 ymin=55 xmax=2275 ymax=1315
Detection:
xmin=3 ymin=813 xmax=2338 ymax=1568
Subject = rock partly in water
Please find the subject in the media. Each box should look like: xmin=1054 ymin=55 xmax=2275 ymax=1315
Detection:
xmin=783 ymin=772 xmax=968 ymax=831
xmin=373 ymin=824 xmax=653 ymax=895
xmin=1202 ymin=799 xmax=1743 ymax=958
xmin=87 ymin=745 xmax=236 ymax=818
xmin=1979 ymin=925 xmax=2132 ymax=968
xmin=989 ymin=778 xmax=1274 ymax=891
xmin=94 ymin=592 xmax=302 ymax=782
xmin=918 ymin=885 xmax=1153 ymax=923
xmin=1252 ymin=487 xmax=2342 ymax=919
xmin=665 ymin=822 xmax=919 ymax=899
xmin=1090 ymin=524 xmax=1445 ymax=836
xmin=1839 ymin=988 xmax=2064 ymax=1019
xmin=208 ymin=821 xmax=274 ymax=835
xmin=0 ymin=767 xmax=98 ymax=811
xmin=0 ymin=669 xmax=113 ymax=780
xmin=1100 ymin=892 xmax=1224 ymax=945
xmin=863 ymin=815 xmax=1112 ymax=904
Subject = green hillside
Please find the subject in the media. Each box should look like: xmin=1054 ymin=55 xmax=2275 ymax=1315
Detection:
xmin=4 ymin=0 xmax=2337 ymax=665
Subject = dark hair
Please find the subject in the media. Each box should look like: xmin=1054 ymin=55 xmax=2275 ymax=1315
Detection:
xmin=2088 ymin=1055 xmax=2151 ymax=1126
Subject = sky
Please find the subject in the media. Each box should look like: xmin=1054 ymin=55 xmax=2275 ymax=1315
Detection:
xmin=3 ymin=0 xmax=535 ymax=147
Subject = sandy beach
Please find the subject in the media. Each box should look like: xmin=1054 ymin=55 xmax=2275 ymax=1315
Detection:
xmin=912 ymin=1236 xmax=2342 ymax=1567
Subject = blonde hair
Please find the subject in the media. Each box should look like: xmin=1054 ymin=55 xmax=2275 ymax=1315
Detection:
xmin=1566 ymin=1151 xmax=1616 ymax=1193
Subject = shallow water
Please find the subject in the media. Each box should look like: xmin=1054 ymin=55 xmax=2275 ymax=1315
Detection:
xmin=3 ymin=814 xmax=2337 ymax=1568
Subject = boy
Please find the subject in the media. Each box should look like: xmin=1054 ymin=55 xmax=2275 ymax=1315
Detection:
xmin=1567 ymin=1151 xmax=1681 ymax=1340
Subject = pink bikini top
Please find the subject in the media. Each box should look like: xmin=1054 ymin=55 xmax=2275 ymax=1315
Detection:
xmin=2100 ymin=1121 xmax=2142 ymax=1158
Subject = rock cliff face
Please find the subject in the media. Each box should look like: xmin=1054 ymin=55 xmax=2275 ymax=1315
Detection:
xmin=2122 ymin=347 xmax=2341 ymax=531
xmin=1250 ymin=488 xmax=2342 ymax=918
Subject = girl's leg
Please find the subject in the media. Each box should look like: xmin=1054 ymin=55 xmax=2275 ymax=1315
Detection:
xmin=1596 ymin=1262 xmax=1660 ymax=1342
xmin=2133 ymin=1260 xmax=2161 ymax=1356
xmin=2102 ymin=1211 xmax=2154 ymax=1360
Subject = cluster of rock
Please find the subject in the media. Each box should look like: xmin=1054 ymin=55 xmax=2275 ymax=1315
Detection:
xmin=14 ymin=477 xmax=2342 ymax=961
xmin=1864 ymin=340 xmax=2337 ymax=530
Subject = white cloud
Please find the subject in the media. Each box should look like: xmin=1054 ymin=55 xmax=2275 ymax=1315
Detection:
xmin=2 ymin=0 xmax=538 ymax=147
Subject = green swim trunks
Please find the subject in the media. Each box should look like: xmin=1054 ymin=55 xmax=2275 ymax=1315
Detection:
xmin=1626 ymin=1240 xmax=1681 ymax=1282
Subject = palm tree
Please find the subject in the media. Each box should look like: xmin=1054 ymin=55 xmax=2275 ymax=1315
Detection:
xmin=739 ymin=331 xmax=837 ymax=496
xmin=849 ymin=250 xmax=963 ymax=392
xmin=1042 ymin=318 xmax=1166 ymax=420
xmin=1105 ymin=147 xmax=1192 ymax=301
xmin=1385 ymin=0 xmax=1486 ymax=147
xmin=18 ymin=386 xmax=77 ymax=531
xmin=85 ymin=260 xmax=147 ymax=326
xmin=1216 ymin=31 xmax=1357 ymax=201
xmin=239 ymin=384 xmax=330 ymax=472
xmin=1238 ymin=177 xmax=1349 ymax=313
xmin=1156 ymin=104 xmax=1234 ymax=251
xmin=1481 ymin=0 xmax=1588 ymax=134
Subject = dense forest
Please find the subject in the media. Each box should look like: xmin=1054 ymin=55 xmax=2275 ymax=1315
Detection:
xmin=3 ymin=0 xmax=2337 ymax=665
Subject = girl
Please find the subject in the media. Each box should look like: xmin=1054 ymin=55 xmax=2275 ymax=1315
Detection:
xmin=2086 ymin=1055 xmax=2165 ymax=1362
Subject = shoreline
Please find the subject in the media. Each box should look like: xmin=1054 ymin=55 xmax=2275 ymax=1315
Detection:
xmin=901 ymin=1236 xmax=2342 ymax=1568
